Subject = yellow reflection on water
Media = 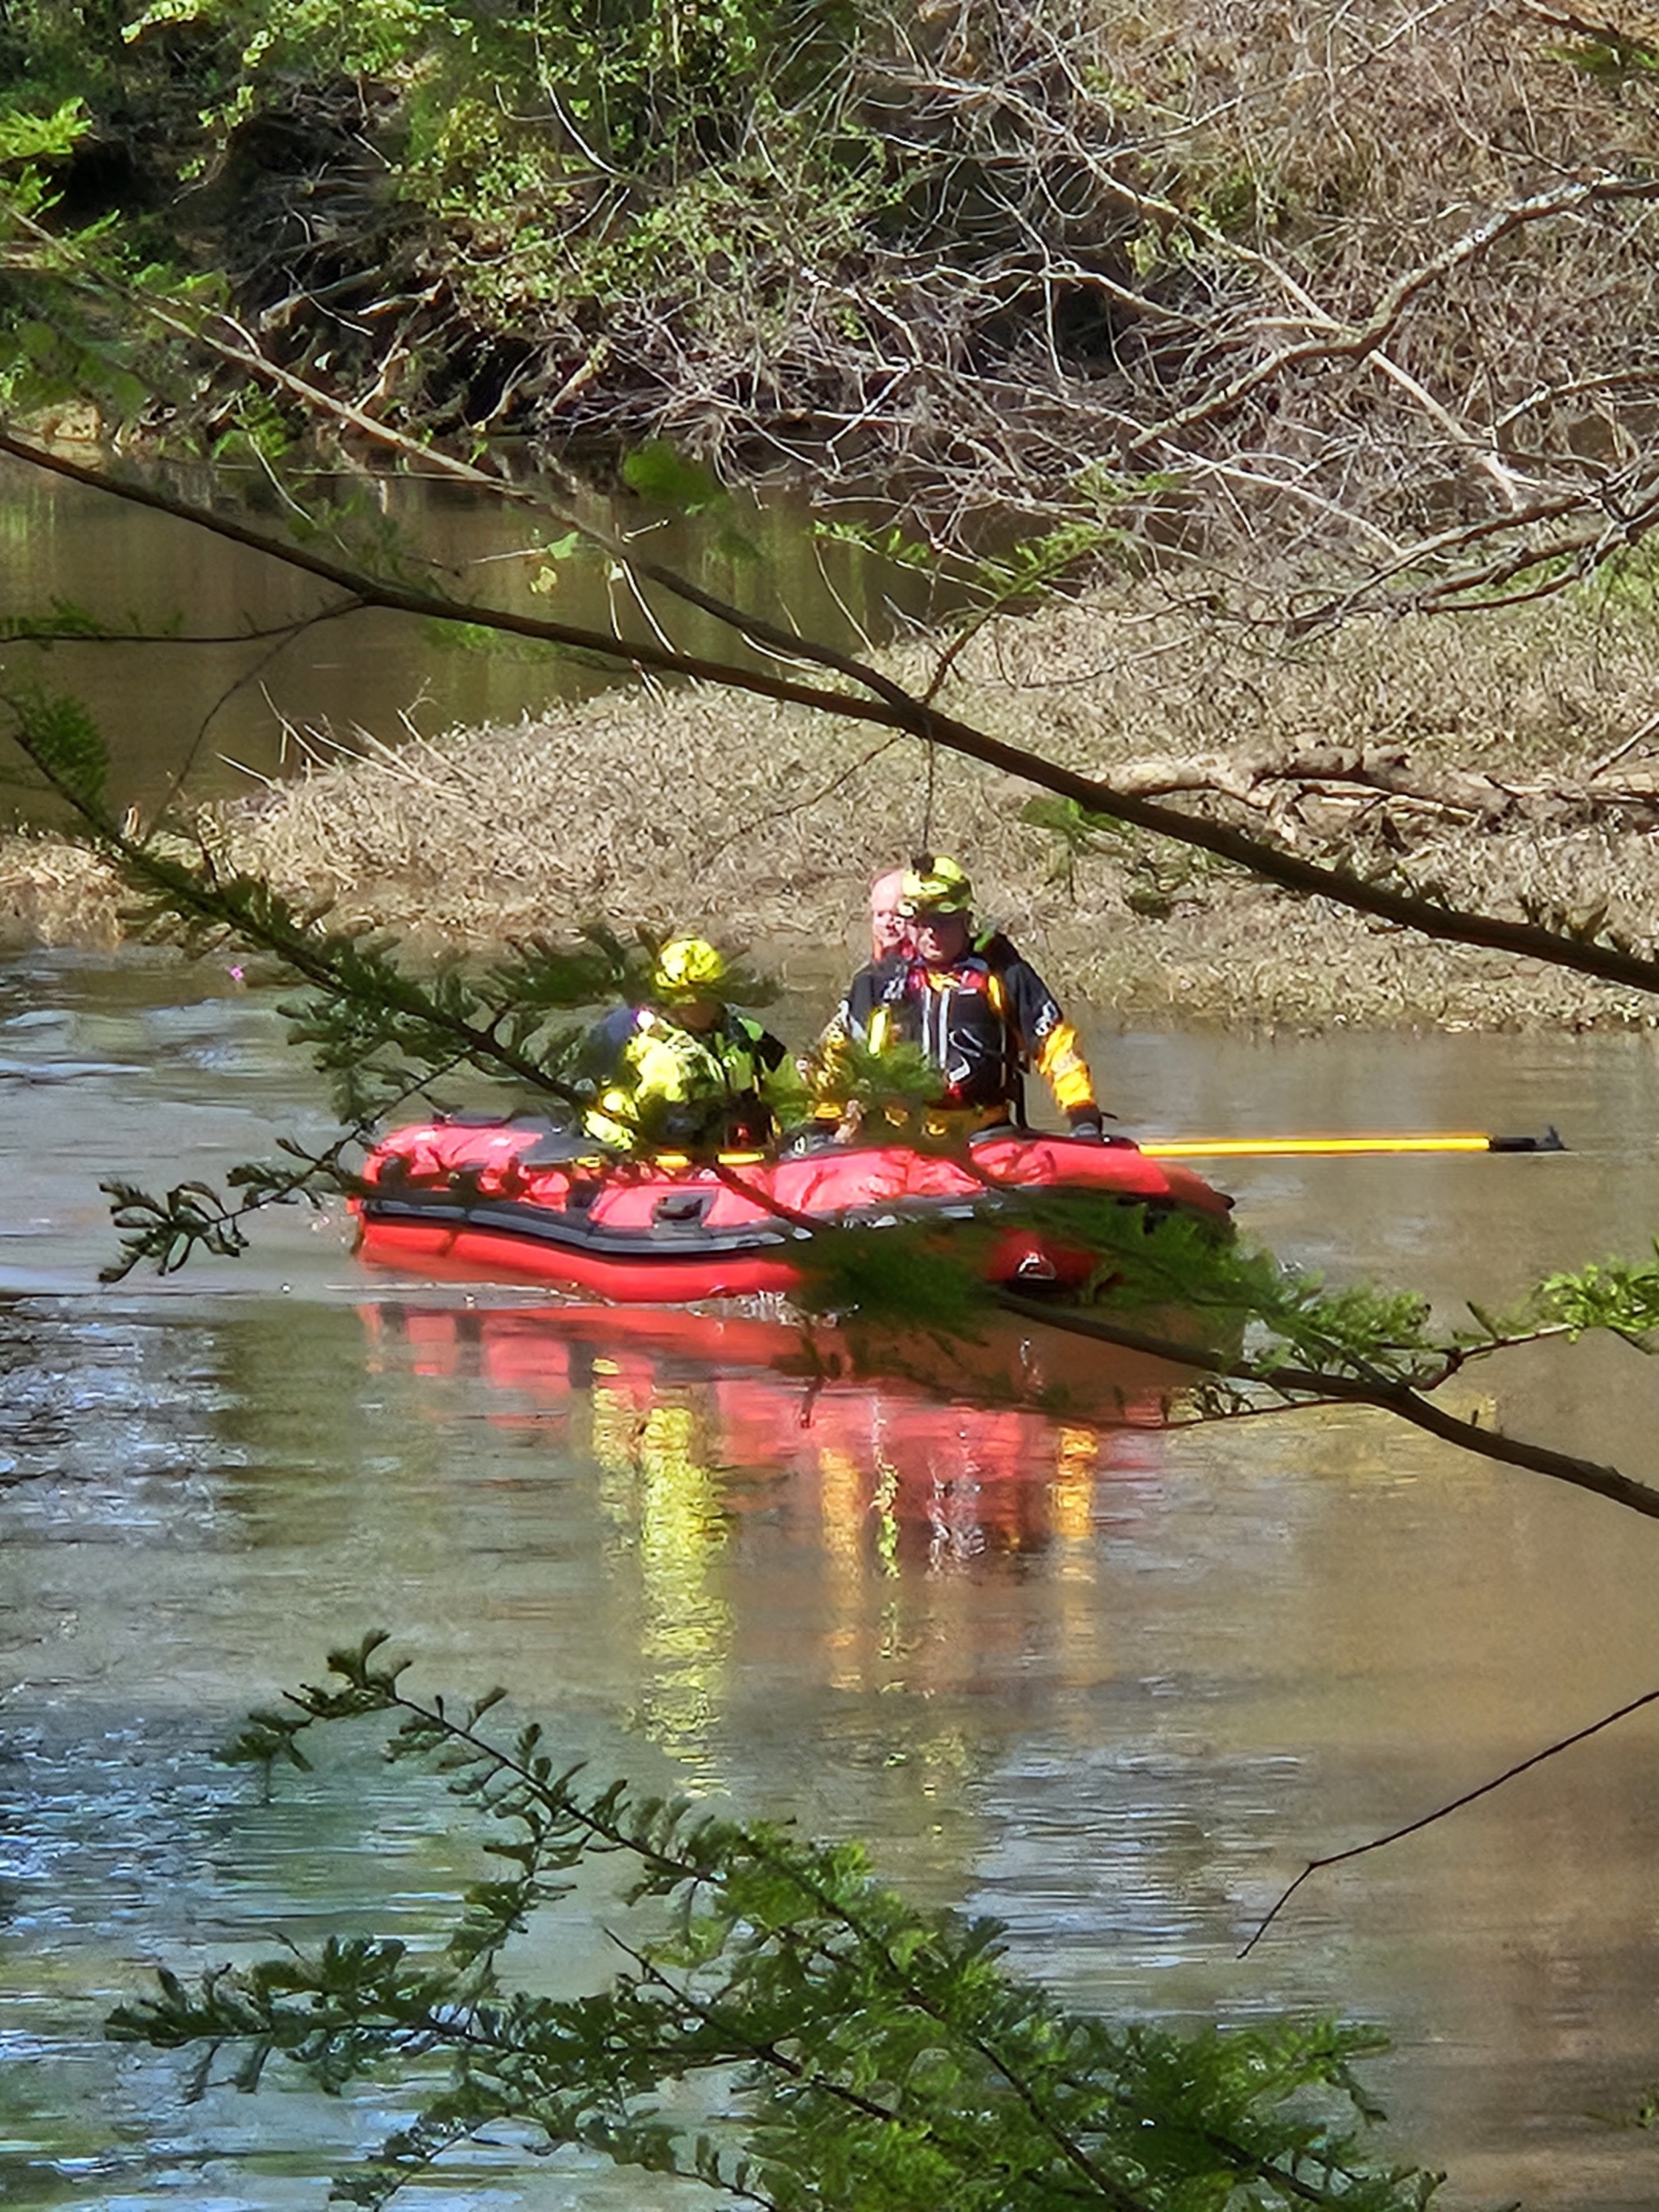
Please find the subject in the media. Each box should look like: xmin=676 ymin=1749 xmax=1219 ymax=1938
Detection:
xmin=1052 ymin=1425 xmax=1099 ymax=1558
xmin=588 ymin=1382 xmax=732 ymax=1763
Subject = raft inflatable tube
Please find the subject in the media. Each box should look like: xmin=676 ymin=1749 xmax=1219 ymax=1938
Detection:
xmin=353 ymin=1115 xmax=1233 ymax=1303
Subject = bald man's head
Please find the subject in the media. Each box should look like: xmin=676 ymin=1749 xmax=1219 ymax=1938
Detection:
xmin=869 ymin=869 xmax=909 ymax=961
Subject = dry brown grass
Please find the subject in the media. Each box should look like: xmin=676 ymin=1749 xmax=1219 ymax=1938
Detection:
xmin=13 ymin=581 xmax=1659 ymax=1029
xmin=0 ymin=832 xmax=123 ymax=951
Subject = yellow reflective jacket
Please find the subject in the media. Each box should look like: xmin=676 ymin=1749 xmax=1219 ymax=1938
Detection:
xmin=815 ymin=935 xmax=1096 ymax=1125
xmin=584 ymin=1007 xmax=785 ymax=1151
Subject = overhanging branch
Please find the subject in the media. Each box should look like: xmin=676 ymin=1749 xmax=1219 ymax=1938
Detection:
xmin=995 ymin=1293 xmax=1659 ymax=1522
xmin=9 ymin=429 xmax=1659 ymax=1001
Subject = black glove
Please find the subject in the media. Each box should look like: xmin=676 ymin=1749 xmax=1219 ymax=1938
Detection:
xmin=1066 ymin=1109 xmax=1107 ymax=1142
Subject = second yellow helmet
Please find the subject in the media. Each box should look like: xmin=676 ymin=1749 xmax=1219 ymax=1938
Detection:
xmin=899 ymin=855 xmax=973 ymax=917
xmin=653 ymin=936 xmax=728 ymax=995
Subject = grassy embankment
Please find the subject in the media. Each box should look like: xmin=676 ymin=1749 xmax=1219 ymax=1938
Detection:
xmin=9 ymin=579 xmax=1659 ymax=1031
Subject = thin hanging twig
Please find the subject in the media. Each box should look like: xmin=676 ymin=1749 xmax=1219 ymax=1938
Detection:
xmin=1238 ymin=1684 xmax=1659 ymax=1957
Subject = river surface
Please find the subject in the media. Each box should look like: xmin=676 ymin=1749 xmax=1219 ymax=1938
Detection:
xmin=3 ymin=953 xmax=1659 ymax=2209
xmin=0 ymin=454 xmax=933 ymax=817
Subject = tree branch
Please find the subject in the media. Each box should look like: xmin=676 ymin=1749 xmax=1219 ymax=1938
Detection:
xmin=994 ymin=1294 xmax=1659 ymax=1522
xmin=1239 ymin=1683 xmax=1659 ymax=1956
xmin=10 ymin=431 xmax=1659 ymax=1007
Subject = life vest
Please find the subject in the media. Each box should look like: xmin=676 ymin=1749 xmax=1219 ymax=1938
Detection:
xmin=585 ymin=1007 xmax=780 ymax=1150
xmin=826 ymin=931 xmax=1096 ymax=1127
xmin=866 ymin=954 xmax=1023 ymax=1114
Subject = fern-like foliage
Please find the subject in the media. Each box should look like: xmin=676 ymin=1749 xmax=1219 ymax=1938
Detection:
xmin=98 ymin=1136 xmax=363 ymax=1281
xmin=1488 ymin=1248 xmax=1659 ymax=1350
xmin=3 ymin=681 xmax=109 ymax=804
xmin=108 ymin=1633 xmax=1441 ymax=2212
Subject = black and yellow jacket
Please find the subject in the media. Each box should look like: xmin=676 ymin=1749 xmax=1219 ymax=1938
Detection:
xmin=821 ymin=936 xmax=1096 ymax=1124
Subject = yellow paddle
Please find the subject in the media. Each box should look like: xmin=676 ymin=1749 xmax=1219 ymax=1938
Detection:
xmin=1140 ymin=1128 xmax=1564 ymax=1160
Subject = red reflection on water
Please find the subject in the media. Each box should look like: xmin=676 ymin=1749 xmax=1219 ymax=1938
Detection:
xmin=363 ymin=1300 xmax=1180 ymax=1567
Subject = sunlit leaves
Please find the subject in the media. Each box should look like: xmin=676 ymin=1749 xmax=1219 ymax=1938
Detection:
xmin=791 ymin=1215 xmax=998 ymax=1338
xmin=968 ymin=518 xmax=1124 ymax=605
xmin=98 ymin=1138 xmax=355 ymax=1280
xmin=0 ymin=194 xmax=189 ymax=427
xmin=0 ymin=598 xmax=124 ymax=642
xmin=0 ymin=98 xmax=91 ymax=165
xmin=1019 ymin=795 xmax=1226 ymax=910
xmin=802 ymin=1032 xmax=944 ymax=1128
xmin=1527 ymin=1250 xmax=1659 ymax=1345
xmin=99 ymin=1175 xmax=251 ymax=1276
xmin=619 ymin=442 xmax=758 ymax=561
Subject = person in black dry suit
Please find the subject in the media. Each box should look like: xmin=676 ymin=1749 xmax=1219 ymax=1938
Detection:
xmin=811 ymin=856 xmax=1108 ymax=1139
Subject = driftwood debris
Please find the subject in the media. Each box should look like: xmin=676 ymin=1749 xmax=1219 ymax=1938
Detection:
xmin=1110 ymin=743 xmax=1659 ymax=848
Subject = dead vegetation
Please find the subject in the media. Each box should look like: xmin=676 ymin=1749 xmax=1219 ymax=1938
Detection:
xmin=307 ymin=0 xmax=1659 ymax=626
xmin=55 ymin=0 xmax=1659 ymax=622
xmin=0 ymin=833 xmax=123 ymax=950
xmin=11 ymin=579 xmax=1659 ymax=1032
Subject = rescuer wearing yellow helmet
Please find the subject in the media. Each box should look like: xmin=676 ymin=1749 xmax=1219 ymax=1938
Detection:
xmin=814 ymin=857 xmax=1106 ymax=1138
xmin=582 ymin=936 xmax=788 ymax=1153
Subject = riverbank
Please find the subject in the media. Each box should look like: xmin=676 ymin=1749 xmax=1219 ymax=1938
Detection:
xmin=8 ymin=583 xmax=1659 ymax=1032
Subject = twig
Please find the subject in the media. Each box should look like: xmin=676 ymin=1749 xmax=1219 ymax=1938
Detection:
xmin=1588 ymin=706 xmax=1659 ymax=780
xmin=156 ymin=601 xmax=363 ymax=817
xmin=702 ymin=734 xmax=905 ymax=861
xmin=1238 ymin=1684 xmax=1659 ymax=1956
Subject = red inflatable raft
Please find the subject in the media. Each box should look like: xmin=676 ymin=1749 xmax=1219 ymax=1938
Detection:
xmin=353 ymin=1115 xmax=1232 ymax=1302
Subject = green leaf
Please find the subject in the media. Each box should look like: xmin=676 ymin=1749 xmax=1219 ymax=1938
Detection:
xmin=3 ymin=684 xmax=107 ymax=804
xmin=0 ymin=99 xmax=91 ymax=165
xmin=105 ymin=1642 xmax=1440 ymax=2212
xmin=621 ymin=440 xmax=726 ymax=514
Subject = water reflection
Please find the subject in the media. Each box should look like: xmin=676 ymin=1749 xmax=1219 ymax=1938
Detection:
xmin=370 ymin=1299 xmax=1167 ymax=1553
xmin=362 ymin=1300 xmax=1176 ymax=1766
xmin=9 ymin=963 xmax=1659 ymax=2207
xmin=0 ymin=456 xmax=935 ymax=817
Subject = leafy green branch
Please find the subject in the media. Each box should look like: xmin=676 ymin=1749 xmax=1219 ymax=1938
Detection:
xmin=1019 ymin=797 xmax=1227 ymax=916
xmin=783 ymin=1179 xmax=1659 ymax=1520
xmin=0 ymin=681 xmax=634 ymax=1109
xmin=99 ymin=1134 xmax=367 ymax=1280
xmin=994 ymin=1232 xmax=1659 ymax=1522
xmin=108 ymin=1632 xmax=1438 ymax=2212
xmin=0 ymin=683 xmax=709 ymax=1255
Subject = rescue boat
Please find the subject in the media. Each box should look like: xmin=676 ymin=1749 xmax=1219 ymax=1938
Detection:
xmin=353 ymin=1114 xmax=1232 ymax=1303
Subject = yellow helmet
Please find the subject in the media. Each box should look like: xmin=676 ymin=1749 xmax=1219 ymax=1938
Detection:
xmin=899 ymin=855 xmax=973 ymax=917
xmin=653 ymin=936 xmax=728 ymax=995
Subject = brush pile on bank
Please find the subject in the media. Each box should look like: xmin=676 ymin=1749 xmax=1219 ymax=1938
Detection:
xmin=12 ymin=585 xmax=1659 ymax=1031
xmin=16 ymin=0 xmax=1659 ymax=617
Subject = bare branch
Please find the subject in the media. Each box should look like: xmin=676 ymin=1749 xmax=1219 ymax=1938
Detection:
xmin=1240 ymin=1683 xmax=1659 ymax=1956
xmin=14 ymin=431 xmax=1659 ymax=1006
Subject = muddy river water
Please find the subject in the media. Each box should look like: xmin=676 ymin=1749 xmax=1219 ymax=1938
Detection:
xmin=3 ymin=949 xmax=1659 ymax=2209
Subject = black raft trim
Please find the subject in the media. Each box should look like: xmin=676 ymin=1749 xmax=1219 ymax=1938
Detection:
xmin=359 ymin=1192 xmax=799 ymax=1262
xmin=357 ymin=1184 xmax=1198 ymax=1265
